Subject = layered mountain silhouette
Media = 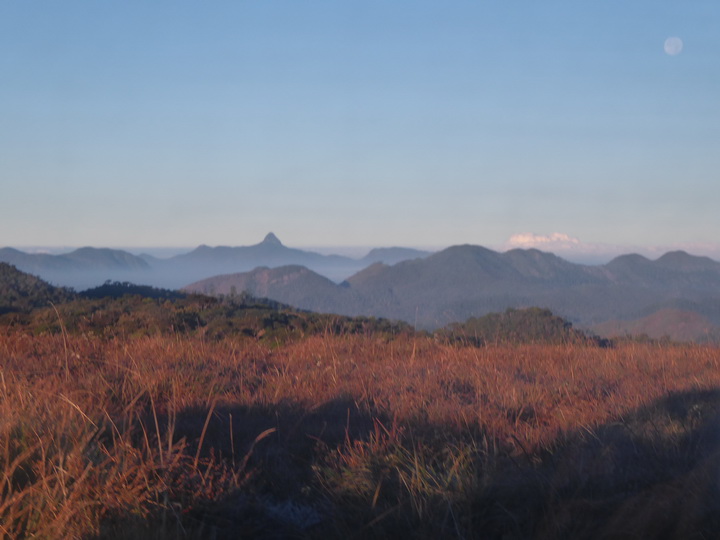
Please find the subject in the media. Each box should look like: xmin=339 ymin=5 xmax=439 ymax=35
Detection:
xmin=0 ymin=247 xmax=149 ymax=273
xmin=0 ymin=234 xmax=431 ymax=290
xmin=184 ymin=245 xmax=720 ymax=336
xmin=151 ymin=233 xmax=368 ymax=286
xmin=5 ymin=235 xmax=720 ymax=340
xmin=0 ymin=247 xmax=151 ymax=289
xmin=143 ymin=233 xmax=431 ymax=287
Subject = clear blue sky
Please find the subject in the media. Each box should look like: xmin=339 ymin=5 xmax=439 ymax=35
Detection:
xmin=2 ymin=1 xmax=719 ymax=255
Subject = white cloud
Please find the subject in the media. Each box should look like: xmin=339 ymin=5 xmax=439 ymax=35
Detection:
xmin=503 ymin=233 xmax=622 ymax=264
xmin=503 ymin=233 xmax=720 ymax=264
xmin=507 ymin=232 xmax=581 ymax=249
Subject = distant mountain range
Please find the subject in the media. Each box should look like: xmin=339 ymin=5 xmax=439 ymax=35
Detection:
xmin=0 ymin=247 xmax=152 ymax=290
xmin=183 ymin=244 xmax=720 ymax=338
xmin=0 ymin=233 xmax=431 ymax=290
xmin=4 ymin=235 xmax=720 ymax=341
xmin=0 ymin=246 xmax=150 ymax=273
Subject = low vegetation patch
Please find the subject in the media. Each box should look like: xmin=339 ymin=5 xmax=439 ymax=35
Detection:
xmin=2 ymin=290 xmax=411 ymax=344
xmin=439 ymin=307 xmax=605 ymax=346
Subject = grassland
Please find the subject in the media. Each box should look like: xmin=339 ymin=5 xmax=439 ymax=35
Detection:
xmin=2 ymin=326 xmax=720 ymax=539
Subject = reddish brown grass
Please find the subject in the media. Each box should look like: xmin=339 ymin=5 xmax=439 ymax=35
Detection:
xmin=1 ymin=331 xmax=719 ymax=538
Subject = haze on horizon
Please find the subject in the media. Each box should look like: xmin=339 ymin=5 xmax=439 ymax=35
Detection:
xmin=2 ymin=2 xmax=719 ymax=258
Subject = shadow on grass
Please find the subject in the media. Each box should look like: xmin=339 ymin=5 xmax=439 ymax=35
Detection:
xmin=532 ymin=388 xmax=720 ymax=539
xmin=93 ymin=396 xmax=387 ymax=539
xmin=93 ymin=389 xmax=720 ymax=539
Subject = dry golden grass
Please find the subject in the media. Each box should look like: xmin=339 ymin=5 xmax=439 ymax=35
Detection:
xmin=1 ymin=330 xmax=719 ymax=538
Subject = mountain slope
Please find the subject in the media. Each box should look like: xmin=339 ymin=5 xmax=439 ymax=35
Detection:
xmin=64 ymin=247 xmax=150 ymax=270
xmin=360 ymin=247 xmax=430 ymax=266
xmin=341 ymin=245 xmax=610 ymax=327
xmin=592 ymin=308 xmax=720 ymax=343
xmin=184 ymin=265 xmax=359 ymax=315
xmin=601 ymin=251 xmax=720 ymax=290
xmin=0 ymin=263 xmax=75 ymax=314
xmin=183 ymin=245 xmax=720 ymax=334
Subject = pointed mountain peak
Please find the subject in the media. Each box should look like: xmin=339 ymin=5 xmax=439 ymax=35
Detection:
xmin=262 ymin=232 xmax=283 ymax=246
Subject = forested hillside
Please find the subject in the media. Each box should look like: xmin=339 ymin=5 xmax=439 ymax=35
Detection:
xmin=439 ymin=307 xmax=602 ymax=345
xmin=0 ymin=266 xmax=411 ymax=342
xmin=0 ymin=262 xmax=74 ymax=314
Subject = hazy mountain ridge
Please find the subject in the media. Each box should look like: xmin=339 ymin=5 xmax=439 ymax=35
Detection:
xmin=0 ymin=233 xmax=432 ymax=290
xmin=173 ymin=233 xmax=345 ymax=265
xmin=4 ymin=236 xmax=720 ymax=339
xmin=184 ymin=245 xmax=720 ymax=334
xmin=360 ymin=246 xmax=431 ymax=266
xmin=0 ymin=247 xmax=152 ymax=289
xmin=0 ymin=247 xmax=150 ymax=271
xmin=158 ymin=233 xmax=362 ymax=285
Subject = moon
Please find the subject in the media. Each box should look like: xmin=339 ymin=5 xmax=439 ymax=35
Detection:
xmin=664 ymin=37 xmax=683 ymax=56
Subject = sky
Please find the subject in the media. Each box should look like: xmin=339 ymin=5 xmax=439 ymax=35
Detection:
xmin=2 ymin=1 xmax=719 ymax=259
